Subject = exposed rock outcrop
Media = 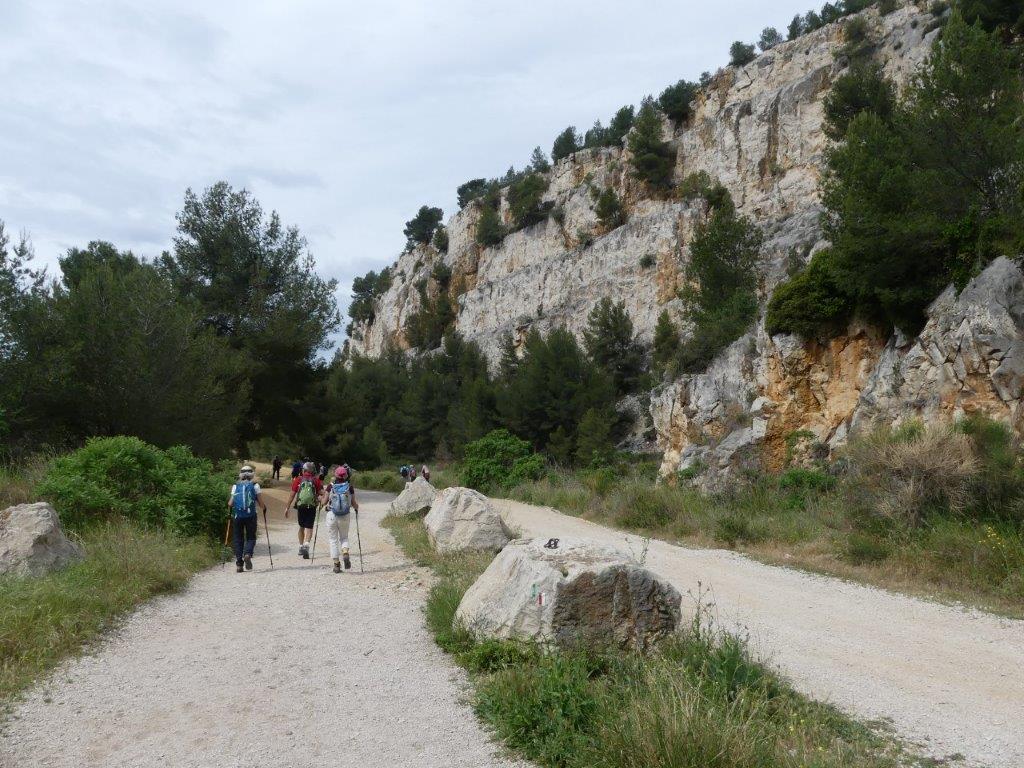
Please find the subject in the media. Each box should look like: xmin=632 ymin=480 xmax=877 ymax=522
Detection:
xmin=455 ymin=537 xmax=682 ymax=650
xmin=389 ymin=477 xmax=436 ymax=515
xmin=424 ymin=487 xmax=513 ymax=553
xmin=654 ymin=257 xmax=1024 ymax=486
xmin=0 ymin=502 xmax=84 ymax=577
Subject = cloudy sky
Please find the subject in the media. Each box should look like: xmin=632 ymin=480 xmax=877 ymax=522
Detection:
xmin=1 ymin=0 xmax=797 ymax=343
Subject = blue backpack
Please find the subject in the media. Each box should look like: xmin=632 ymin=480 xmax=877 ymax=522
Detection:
xmin=231 ymin=480 xmax=258 ymax=518
xmin=329 ymin=481 xmax=352 ymax=516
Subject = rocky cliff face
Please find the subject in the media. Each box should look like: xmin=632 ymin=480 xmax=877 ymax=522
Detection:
xmin=349 ymin=4 xmax=1024 ymax=481
xmin=653 ymin=257 xmax=1024 ymax=486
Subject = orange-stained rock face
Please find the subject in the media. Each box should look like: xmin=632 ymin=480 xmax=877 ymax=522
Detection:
xmin=761 ymin=327 xmax=887 ymax=471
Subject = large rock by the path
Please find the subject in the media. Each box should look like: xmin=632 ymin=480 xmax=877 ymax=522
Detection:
xmin=389 ymin=477 xmax=436 ymax=515
xmin=424 ymin=487 xmax=513 ymax=553
xmin=0 ymin=502 xmax=84 ymax=577
xmin=456 ymin=537 xmax=681 ymax=650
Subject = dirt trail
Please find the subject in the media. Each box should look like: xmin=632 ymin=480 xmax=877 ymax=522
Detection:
xmin=1 ymin=488 xmax=525 ymax=768
xmin=496 ymin=498 xmax=1024 ymax=768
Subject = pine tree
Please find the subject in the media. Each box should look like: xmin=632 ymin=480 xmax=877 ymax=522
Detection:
xmin=627 ymin=98 xmax=674 ymax=190
xmin=730 ymin=41 xmax=757 ymax=66
xmin=576 ymin=408 xmax=614 ymax=467
xmin=582 ymin=298 xmax=645 ymax=395
xmin=758 ymin=27 xmax=783 ymax=51
xmin=498 ymin=332 xmax=520 ymax=378
xmin=475 ymin=204 xmax=505 ymax=247
xmin=552 ymin=126 xmax=582 ymax=162
xmin=595 ymin=188 xmax=625 ymax=229
xmin=529 ymin=146 xmax=551 ymax=173
xmin=403 ymin=205 xmax=444 ymax=248
xmin=658 ymin=80 xmax=698 ymax=124
xmin=607 ymin=105 xmax=635 ymax=145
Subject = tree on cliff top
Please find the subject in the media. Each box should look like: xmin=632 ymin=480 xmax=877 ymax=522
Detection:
xmin=627 ymin=98 xmax=675 ymax=190
xmin=403 ymin=206 xmax=444 ymax=250
xmin=552 ymin=126 xmax=582 ymax=162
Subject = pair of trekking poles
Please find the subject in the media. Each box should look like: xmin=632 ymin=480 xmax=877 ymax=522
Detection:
xmin=310 ymin=500 xmax=364 ymax=572
xmin=222 ymin=508 xmax=275 ymax=570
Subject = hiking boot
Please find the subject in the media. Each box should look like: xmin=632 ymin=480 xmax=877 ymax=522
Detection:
xmin=333 ymin=560 xmax=341 ymax=574
xmin=236 ymin=563 xmax=244 ymax=573
xmin=243 ymin=555 xmax=252 ymax=571
xmin=299 ymin=545 xmax=309 ymax=559
xmin=343 ymin=552 xmax=351 ymax=570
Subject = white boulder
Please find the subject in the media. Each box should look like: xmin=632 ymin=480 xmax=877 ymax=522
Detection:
xmin=455 ymin=537 xmax=681 ymax=650
xmin=389 ymin=476 xmax=436 ymax=515
xmin=424 ymin=487 xmax=513 ymax=553
xmin=0 ymin=502 xmax=84 ymax=577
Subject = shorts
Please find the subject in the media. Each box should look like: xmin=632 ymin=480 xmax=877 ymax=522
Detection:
xmin=296 ymin=505 xmax=317 ymax=529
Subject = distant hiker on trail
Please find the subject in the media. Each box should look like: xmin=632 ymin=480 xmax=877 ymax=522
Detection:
xmin=318 ymin=462 xmax=328 ymax=482
xmin=291 ymin=459 xmax=303 ymax=479
xmin=409 ymin=465 xmax=418 ymax=481
xmin=400 ymin=465 xmax=410 ymax=482
xmin=272 ymin=456 xmax=282 ymax=480
xmin=325 ymin=465 xmax=359 ymax=572
xmin=421 ymin=464 xmax=430 ymax=482
xmin=227 ymin=465 xmax=268 ymax=573
xmin=285 ymin=461 xmax=323 ymax=558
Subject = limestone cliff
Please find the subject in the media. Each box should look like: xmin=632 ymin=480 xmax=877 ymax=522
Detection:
xmin=349 ymin=4 xmax=1024 ymax=480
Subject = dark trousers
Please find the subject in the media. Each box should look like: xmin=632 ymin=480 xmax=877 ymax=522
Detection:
xmin=232 ymin=516 xmax=259 ymax=564
xmin=272 ymin=466 xmax=281 ymax=479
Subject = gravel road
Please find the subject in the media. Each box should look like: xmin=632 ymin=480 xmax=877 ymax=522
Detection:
xmin=497 ymin=498 xmax=1024 ymax=768
xmin=1 ymin=488 xmax=525 ymax=768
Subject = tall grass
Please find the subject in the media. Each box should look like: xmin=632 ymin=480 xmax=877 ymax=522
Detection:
xmin=0 ymin=520 xmax=216 ymax=703
xmin=382 ymin=510 xmax=914 ymax=768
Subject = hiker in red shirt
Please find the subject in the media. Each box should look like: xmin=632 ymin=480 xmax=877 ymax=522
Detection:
xmin=284 ymin=461 xmax=324 ymax=559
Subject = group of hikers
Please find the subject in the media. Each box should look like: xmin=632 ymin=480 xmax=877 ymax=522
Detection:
xmin=400 ymin=463 xmax=430 ymax=482
xmin=227 ymin=460 xmax=358 ymax=575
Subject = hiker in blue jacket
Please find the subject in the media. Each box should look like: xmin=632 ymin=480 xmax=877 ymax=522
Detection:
xmin=227 ymin=465 xmax=269 ymax=573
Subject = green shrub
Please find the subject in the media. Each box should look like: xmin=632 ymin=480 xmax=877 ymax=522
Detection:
xmin=36 ymin=436 xmax=231 ymax=537
xmin=765 ymin=249 xmax=854 ymax=337
xmin=460 ymin=429 xmax=546 ymax=492
xmin=639 ymin=253 xmax=655 ymax=269
xmin=677 ymin=171 xmax=731 ymax=209
xmin=594 ymin=188 xmax=625 ymax=229
xmin=779 ymin=467 xmax=835 ymax=492
xmin=508 ymin=172 xmax=551 ymax=230
xmin=843 ymin=531 xmax=892 ymax=564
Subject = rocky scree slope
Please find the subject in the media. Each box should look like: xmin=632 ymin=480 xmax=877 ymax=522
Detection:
xmin=350 ymin=4 xmax=1024 ymax=482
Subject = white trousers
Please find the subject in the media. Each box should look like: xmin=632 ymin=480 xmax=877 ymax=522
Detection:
xmin=326 ymin=512 xmax=351 ymax=559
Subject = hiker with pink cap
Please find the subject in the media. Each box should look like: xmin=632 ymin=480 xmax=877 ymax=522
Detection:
xmin=325 ymin=465 xmax=359 ymax=573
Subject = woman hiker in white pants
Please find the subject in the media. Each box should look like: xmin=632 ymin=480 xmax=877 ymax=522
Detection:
xmin=325 ymin=465 xmax=358 ymax=573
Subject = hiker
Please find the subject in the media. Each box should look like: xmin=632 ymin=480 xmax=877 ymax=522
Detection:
xmin=272 ymin=455 xmax=282 ymax=480
xmin=318 ymin=462 xmax=328 ymax=482
xmin=227 ymin=465 xmax=269 ymax=573
xmin=400 ymin=465 xmax=409 ymax=482
xmin=409 ymin=465 xmax=418 ymax=481
xmin=290 ymin=459 xmax=303 ymax=479
xmin=325 ymin=465 xmax=359 ymax=572
xmin=285 ymin=461 xmax=324 ymax=558
xmin=421 ymin=463 xmax=430 ymax=482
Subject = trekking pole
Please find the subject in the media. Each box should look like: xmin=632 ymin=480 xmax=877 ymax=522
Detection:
xmin=310 ymin=502 xmax=322 ymax=564
xmin=354 ymin=509 xmax=364 ymax=573
xmin=262 ymin=508 xmax=274 ymax=570
xmin=222 ymin=517 xmax=232 ymax=569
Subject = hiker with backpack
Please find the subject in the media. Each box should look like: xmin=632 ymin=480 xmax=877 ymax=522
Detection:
xmin=285 ymin=461 xmax=324 ymax=559
xmin=400 ymin=465 xmax=409 ymax=482
xmin=272 ymin=456 xmax=282 ymax=480
xmin=290 ymin=459 xmax=303 ymax=479
xmin=421 ymin=464 xmax=430 ymax=482
xmin=227 ymin=465 xmax=269 ymax=573
xmin=325 ymin=465 xmax=359 ymax=572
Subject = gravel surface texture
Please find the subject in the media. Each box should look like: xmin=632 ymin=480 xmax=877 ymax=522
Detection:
xmin=1 ymin=489 xmax=526 ymax=768
xmin=496 ymin=498 xmax=1024 ymax=768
